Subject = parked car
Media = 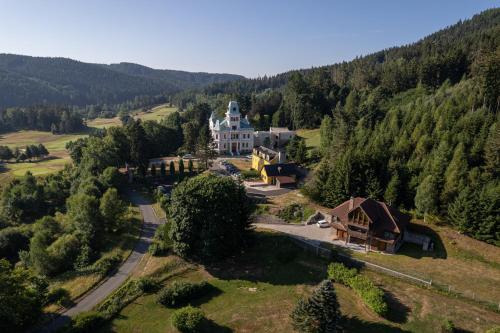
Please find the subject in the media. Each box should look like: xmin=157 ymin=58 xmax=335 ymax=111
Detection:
xmin=182 ymin=154 xmax=194 ymax=159
xmin=316 ymin=220 xmax=330 ymax=228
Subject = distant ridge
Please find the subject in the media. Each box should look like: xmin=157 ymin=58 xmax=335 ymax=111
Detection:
xmin=0 ymin=54 xmax=244 ymax=108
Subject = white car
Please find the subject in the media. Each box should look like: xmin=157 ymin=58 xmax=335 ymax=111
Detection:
xmin=316 ymin=220 xmax=330 ymax=228
xmin=182 ymin=154 xmax=194 ymax=159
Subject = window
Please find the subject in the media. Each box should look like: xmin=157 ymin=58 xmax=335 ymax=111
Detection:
xmin=232 ymin=107 xmax=236 ymax=112
xmin=224 ymin=134 xmax=226 ymax=139
xmin=216 ymin=134 xmax=218 ymax=139
xmin=232 ymin=126 xmax=236 ymax=130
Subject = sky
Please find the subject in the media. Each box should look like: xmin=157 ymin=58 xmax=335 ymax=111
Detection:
xmin=0 ymin=0 xmax=498 ymax=77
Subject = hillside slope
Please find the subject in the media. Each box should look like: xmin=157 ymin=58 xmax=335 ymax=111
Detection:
xmin=0 ymin=54 xmax=243 ymax=108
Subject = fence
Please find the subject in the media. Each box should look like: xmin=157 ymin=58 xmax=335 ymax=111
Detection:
xmin=289 ymin=235 xmax=500 ymax=312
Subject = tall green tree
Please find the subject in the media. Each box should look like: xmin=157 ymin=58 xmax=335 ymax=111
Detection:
xmin=169 ymin=174 xmax=251 ymax=260
xmin=290 ymin=279 xmax=341 ymax=333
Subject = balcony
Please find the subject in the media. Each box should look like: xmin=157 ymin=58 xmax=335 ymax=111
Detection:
xmin=347 ymin=228 xmax=368 ymax=240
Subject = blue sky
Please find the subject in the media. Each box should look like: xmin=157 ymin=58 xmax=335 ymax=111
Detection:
xmin=0 ymin=0 xmax=498 ymax=77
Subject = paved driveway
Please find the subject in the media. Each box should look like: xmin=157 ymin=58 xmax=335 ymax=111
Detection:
xmin=37 ymin=190 xmax=162 ymax=333
xmin=254 ymin=222 xmax=367 ymax=252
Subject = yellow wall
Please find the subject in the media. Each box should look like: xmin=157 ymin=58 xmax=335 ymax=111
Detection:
xmin=261 ymin=168 xmax=273 ymax=184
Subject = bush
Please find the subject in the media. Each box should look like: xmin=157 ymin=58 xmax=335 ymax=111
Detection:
xmin=171 ymin=306 xmax=204 ymax=333
xmin=348 ymin=275 xmax=387 ymax=316
xmin=441 ymin=319 xmax=456 ymax=333
xmin=149 ymin=223 xmax=172 ymax=256
xmin=327 ymin=262 xmax=357 ymax=284
xmin=69 ymin=311 xmax=105 ymax=333
xmin=157 ymin=281 xmax=209 ymax=307
xmin=46 ymin=287 xmax=71 ymax=306
xmin=96 ymin=279 xmax=142 ymax=319
xmin=327 ymin=262 xmax=388 ymax=316
xmin=91 ymin=254 xmax=122 ymax=276
xmin=485 ymin=327 xmax=500 ymax=333
xmin=136 ymin=277 xmax=160 ymax=293
xmin=240 ymin=169 xmax=260 ymax=180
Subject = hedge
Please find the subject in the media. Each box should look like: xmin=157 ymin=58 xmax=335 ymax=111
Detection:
xmin=327 ymin=262 xmax=388 ymax=316
xmin=171 ymin=306 xmax=204 ymax=333
xmin=157 ymin=281 xmax=209 ymax=307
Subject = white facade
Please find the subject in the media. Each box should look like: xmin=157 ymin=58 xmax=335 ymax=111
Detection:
xmin=209 ymin=101 xmax=254 ymax=155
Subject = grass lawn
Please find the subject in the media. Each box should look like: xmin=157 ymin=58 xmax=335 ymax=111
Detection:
xmin=270 ymin=190 xmax=500 ymax=307
xmin=296 ymin=128 xmax=320 ymax=149
xmin=45 ymin=205 xmax=143 ymax=313
xmin=0 ymin=130 xmax=88 ymax=179
xmin=97 ymin=231 xmax=500 ymax=333
xmin=135 ymin=104 xmax=176 ymax=122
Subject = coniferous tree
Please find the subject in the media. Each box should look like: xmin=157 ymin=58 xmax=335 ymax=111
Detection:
xmin=160 ymin=161 xmax=166 ymax=178
xmin=178 ymin=159 xmax=185 ymax=179
xmin=290 ymin=279 xmax=341 ymax=333
xmin=169 ymin=161 xmax=175 ymax=178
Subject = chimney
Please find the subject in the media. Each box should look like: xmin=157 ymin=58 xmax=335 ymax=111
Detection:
xmin=348 ymin=196 xmax=354 ymax=210
xmin=278 ymin=151 xmax=286 ymax=163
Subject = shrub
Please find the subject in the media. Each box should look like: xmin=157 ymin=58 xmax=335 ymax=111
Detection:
xmin=136 ymin=277 xmax=160 ymax=293
xmin=96 ymin=279 xmax=142 ymax=319
xmin=46 ymin=287 xmax=71 ymax=306
xmin=327 ymin=262 xmax=388 ymax=316
xmin=278 ymin=203 xmax=303 ymax=222
xmin=91 ymin=254 xmax=122 ymax=276
xmin=240 ymin=169 xmax=260 ymax=180
xmin=69 ymin=311 xmax=105 ymax=333
xmin=157 ymin=281 xmax=209 ymax=307
xmin=149 ymin=223 xmax=172 ymax=256
xmin=171 ymin=306 xmax=204 ymax=333
xmin=348 ymin=275 xmax=387 ymax=316
xmin=485 ymin=327 xmax=500 ymax=333
xmin=327 ymin=262 xmax=357 ymax=285
xmin=441 ymin=319 xmax=456 ymax=333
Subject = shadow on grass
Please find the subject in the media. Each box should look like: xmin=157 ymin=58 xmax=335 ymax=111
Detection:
xmin=343 ymin=316 xmax=411 ymax=333
xmin=402 ymin=223 xmax=447 ymax=259
xmin=205 ymin=232 xmax=328 ymax=286
xmin=383 ymin=290 xmax=411 ymax=324
xmin=200 ymin=318 xmax=233 ymax=333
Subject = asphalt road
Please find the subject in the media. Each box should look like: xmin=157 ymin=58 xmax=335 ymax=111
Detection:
xmin=37 ymin=190 xmax=161 ymax=333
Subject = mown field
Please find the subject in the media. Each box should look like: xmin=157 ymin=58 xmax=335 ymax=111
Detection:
xmin=0 ymin=104 xmax=177 ymax=180
xmin=97 ymin=230 xmax=500 ymax=333
xmin=296 ymin=128 xmax=320 ymax=149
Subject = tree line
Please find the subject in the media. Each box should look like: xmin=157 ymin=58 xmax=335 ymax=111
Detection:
xmin=0 ymin=144 xmax=49 ymax=162
xmin=0 ymin=105 xmax=85 ymax=133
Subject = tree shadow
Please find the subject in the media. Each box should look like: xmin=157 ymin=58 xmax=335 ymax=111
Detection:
xmin=403 ymin=223 xmax=447 ymax=259
xmin=182 ymin=284 xmax=223 ymax=308
xmin=383 ymin=290 xmax=411 ymax=324
xmin=199 ymin=318 xmax=233 ymax=333
xmin=343 ymin=316 xmax=411 ymax=333
xmin=204 ymin=232 xmax=328 ymax=286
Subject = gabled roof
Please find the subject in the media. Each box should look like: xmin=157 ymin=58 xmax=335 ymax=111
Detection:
xmin=331 ymin=197 xmax=410 ymax=235
xmin=263 ymin=163 xmax=297 ymax=177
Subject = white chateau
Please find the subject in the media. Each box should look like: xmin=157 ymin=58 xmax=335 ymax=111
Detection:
xmin=209 ymin=101 xmax=254 ymax=155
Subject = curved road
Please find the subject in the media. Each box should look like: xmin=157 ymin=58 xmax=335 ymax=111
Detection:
xmin=38 ymin=190 xmax=161 ymax=333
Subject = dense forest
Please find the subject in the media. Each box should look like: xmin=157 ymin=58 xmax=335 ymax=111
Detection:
xmin=0 ymin=105 xmax=85 ymax=133
xmin=0 ymin=54 xmax=243 ymax=108
xmin=172 ymin=9 xmax=500 ymax=244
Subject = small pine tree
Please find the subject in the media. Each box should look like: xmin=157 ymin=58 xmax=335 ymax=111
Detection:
xmin=290 ymin=279 xmax=341 ymax=333
xmin=169 ymin=161 xmax=175 ymax=178
xmin=188 ymin=159 xmax=194 ymax=175
xmin=179 ymin=159 xmax=185 ymax=179
xmin=160 ymin=162 xmax=166 ymax=178
xmin=384 ymin=172 xmax=400 ymax=207
xmin=150 ymin=164 xmax=156 ymax=177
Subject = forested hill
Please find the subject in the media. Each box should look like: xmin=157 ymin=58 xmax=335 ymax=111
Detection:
xmin=174 ymin=8 xmax=499 ymax=112
xmin=0 ymin=54 xmax=244 ymax=108
xmin=173 ymin=8 xmax=499 ymax=245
